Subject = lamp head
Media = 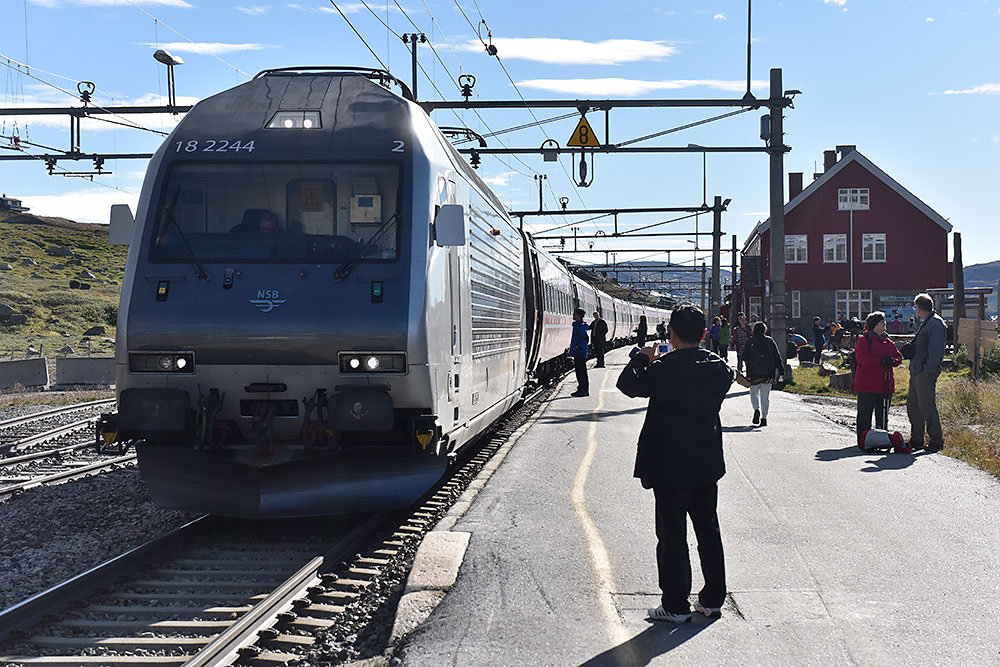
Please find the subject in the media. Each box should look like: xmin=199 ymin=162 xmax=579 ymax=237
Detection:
xmin=153 ymin=49 xmax=184 ymax=66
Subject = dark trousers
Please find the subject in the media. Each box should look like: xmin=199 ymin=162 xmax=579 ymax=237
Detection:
xmin=857 ymin=392 xmax=889 ymax=442
xmin=719 ymin=346 xmax=728 ymax=362
xmin=593 ymin=340 xmax=606 ymax=367
xmin=653 ymin=484 xmax=726 ymax=614
xmin=813 ymin=343 xmax=823 ymax=364
xmin=907 ymin=371 xmax=943 ymax=446
xmin=573 ymin=355 xmax=589 ymax=392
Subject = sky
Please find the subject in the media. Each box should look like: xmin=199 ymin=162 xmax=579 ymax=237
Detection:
xmin=1 ymin=0 xmax=998 ymax=273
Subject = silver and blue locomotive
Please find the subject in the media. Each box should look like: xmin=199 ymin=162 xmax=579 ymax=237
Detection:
xmin=108 ymin=67 xmax=669 ymax=518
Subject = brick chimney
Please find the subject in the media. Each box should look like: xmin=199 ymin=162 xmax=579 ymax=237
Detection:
xmin=788 ymin=172 xmax=803 ymax=200
xmin=823 ymin=150 xmax=837 ymax=172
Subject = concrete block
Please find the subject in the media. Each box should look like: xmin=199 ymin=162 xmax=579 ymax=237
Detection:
xmin=0 ymin=358 xmax=49 ymax=390
xmin=391 ymin=531 xmax=470 ymax=642
xmin=54 ymin=357 xmax=115 ymax=387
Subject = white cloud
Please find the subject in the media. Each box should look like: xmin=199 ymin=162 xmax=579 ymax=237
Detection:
xmin=993 ymin=134 xmax=1000 ymax=144
xmin=516 ymin=77 xmax=768 ymax=96
xmin=458 ymin=38 xmax=677 ymax=66
xmin=20 ymin=188 xmax=140 ymax=225
xmin=287 ymin=3 xmax=337 ymax=13
xmin=823 ymin=0 xmax=846 ymax=5
xmin=30 ymin=0 xmax=191 ymax=7
xmin=481 ymin=171 xmax=518 ymax=187
xmin=942 ymin=83 xmax=1000 ymax=95
xmin=236 ymin=5 xmax=271 ymax=14
xmin=925 ymin=17 xmax=934 ymax=22
xmin=714 ymin=13 xmax=726 ymax=20
xmin=140 ymin=41 xmax=275 ymax=55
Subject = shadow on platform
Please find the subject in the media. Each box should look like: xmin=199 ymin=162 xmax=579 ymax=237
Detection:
xmin=577 ymin=620 xmax=716 ymax=667
xmin=722 ymin=425 xmax=758 ymax=433
xmin=815 ymin=445 xmax=918 ymax=472
xmin=538 ymin=405 xmax=648 ymax=424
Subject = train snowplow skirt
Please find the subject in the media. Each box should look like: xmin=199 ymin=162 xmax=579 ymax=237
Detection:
xmin=136 ymin=445 xmax=448 ymax=518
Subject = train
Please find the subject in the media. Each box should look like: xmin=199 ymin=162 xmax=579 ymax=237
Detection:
xmin=105 ymin=67 xmax=671 ymax=518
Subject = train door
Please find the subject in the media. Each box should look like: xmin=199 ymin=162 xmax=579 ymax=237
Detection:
xmin=443 ymin=178 xmax=464 ymax=426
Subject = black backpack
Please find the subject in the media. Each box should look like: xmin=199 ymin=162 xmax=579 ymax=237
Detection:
xmin=746 ymin=338 xmax=776 ymax=378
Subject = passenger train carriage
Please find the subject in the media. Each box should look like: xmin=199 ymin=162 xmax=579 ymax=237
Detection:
xmin=107 ymin=67 xmax=670 ymax=518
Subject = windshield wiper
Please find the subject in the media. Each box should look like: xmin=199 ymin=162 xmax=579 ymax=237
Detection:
xmin=333 ymin=210 xmax=401 ymax=282
xmin=161 ymin=187 xmax=209 ymax=281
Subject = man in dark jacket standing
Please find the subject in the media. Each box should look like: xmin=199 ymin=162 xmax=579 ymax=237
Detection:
xmin=617 ymin=304 xmax=735 ymax=623
xmin=569 ymin=309 xmax=590 ymax=397
xmin=811 ymin=316 xmax=826 ymax=364
xmin=907 ymin=293 xmax=946 ymax=451
xmin=590 ymin=311 xmax=609 ymax=368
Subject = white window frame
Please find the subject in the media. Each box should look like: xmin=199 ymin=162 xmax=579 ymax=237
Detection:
xmin=836 ymin=290 xmax=873 ymax=321
xmin=791 ymin=290 xmax=801 ymax=319
xmin=749 ymin=297 xmax=762 ymax=321
xmin=785 ymin=234 xmax=808 ymax=263
xmin=823 ymin=234 xmax=847 ymax=263
xmin=838 ymin=187 xmax=870 ymax=211
xmin=862 ymin=233 xmax=886 ymax=263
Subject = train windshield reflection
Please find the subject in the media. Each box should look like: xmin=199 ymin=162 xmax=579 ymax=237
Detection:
xmin=149 ymin=162 xmax=402 ymax=263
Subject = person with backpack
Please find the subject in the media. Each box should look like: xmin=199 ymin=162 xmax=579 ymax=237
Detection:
xmin=854 ymin=311 xmax=906 ymax=452
xmin=743 ymin=322 xmax=784 ymax=426
xmin=717 ymin=317 xmax=731 ymax=362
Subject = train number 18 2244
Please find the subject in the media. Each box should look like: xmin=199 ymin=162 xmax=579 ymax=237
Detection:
xmin=174 ymin=139 xmax=256 ymax=153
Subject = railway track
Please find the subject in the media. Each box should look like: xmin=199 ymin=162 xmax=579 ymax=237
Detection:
xmin=0 ymin=381 xmax=559 ymax=666
xmin=0 ymin=444 xmax=136 ymax=502
xmin=0 ymin=399 xmax=116 ymax=456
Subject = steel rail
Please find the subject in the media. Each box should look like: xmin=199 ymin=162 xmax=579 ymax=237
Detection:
xmin=0 ymin=453 xmax=135 ymax=502
xmin=0 ymin=516 xmax=210 ymax=643
xmin=0 ymin=441 xmax=93 ymax=471
xmin=183 ymin=513 xmax=386 ymax=667
xmin=1 ymin=418 xmax=97 ymax=456
xmin=0 ymin=399 xmax=114 ymax=430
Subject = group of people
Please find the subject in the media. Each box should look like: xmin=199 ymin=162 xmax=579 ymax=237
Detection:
xmin=567 ymin=291 xmax=948 ymax=625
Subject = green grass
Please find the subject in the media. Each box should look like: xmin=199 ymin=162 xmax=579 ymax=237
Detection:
xmin=0 ymin=211 xmax=127 ymax=358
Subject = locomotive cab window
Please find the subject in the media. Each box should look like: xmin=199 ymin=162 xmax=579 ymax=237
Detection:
xmin=150 ymin=162 xmax=401 ymax=263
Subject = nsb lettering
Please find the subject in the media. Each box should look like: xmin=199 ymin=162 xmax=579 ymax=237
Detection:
xmin=257 ymin=289 xmax=280 ymax=300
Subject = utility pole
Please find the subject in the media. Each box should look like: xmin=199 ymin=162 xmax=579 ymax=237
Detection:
xmin=572 ymin=227 xmax=579 ymax=252
xmin=767 ymin=67 xmax=788 ymax=362
xmin=701 ymin=263 xmax=707 ymax=312
xmin=402 ymin=33 xmax=427 ymax=102
xmin=711 ymin=195 xmax=723 ymax=316
xmin=732 ymin=233 xmax=739 ymax=312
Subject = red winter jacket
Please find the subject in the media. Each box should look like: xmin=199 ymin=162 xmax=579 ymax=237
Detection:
xmin=853 ymin=331 xmax=903 ymax=394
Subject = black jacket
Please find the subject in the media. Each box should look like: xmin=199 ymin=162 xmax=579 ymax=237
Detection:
xmin=590 ymin=317 xmax=609 ymax=343
xmin=743 ymin=334 xmax=783 ymax=382
xmin=617 ymin=348 xmax=734 ymax=489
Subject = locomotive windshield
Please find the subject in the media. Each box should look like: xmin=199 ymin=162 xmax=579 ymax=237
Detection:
xmin=149 ymin=162 xmax=402 ymax=264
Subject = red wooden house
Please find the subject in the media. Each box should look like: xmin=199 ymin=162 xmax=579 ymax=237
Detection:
xmin=735 ymin=145 xmax=952 ymax=332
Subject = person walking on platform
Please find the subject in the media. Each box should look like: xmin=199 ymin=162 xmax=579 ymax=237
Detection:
xmin=906 ymin=293 xmax=946 ymax=451
xmin=854 ymin=311 xmax=906 ymax=451
xmin=616 ymin=304 xmax=735 ymax=623
xmin=743 ymin=322 xmax=784 ymax=427
xmin=569 ymin=308 xmax=590 ymax=397
xmin=708 ymin=317 xmax=722 ymax=353
xmin=730 ymin=313 xmax=753 ymax=373
xmin=636 ymin=315 xmax=648 ymax=347
xmin=718 ymin=317 xmax=730 ymax=362
xmin=590 ymin=311 xmax=608 ymax=368
xmin=811 ymin=316 xmax=826 ymax=364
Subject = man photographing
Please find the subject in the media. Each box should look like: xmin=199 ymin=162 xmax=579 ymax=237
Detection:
xmin=616 ymin=304 xmax=735 ymax=623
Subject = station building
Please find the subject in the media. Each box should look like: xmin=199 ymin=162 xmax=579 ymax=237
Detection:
xmin=735 ymin=145 xmax=953 ymax=331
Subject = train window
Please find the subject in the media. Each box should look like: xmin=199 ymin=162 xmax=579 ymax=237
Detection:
xmin=149 ymin=162 xmax=401 ymax=264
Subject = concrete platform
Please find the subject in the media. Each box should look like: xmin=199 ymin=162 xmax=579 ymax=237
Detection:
xmin=395 ymin=347 xmax=1000 ymax=666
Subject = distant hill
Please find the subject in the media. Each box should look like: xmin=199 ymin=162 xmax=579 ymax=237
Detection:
xmin=0 ymin=211 xmax=127 ymax=358
xmin=960 ymin=260 xmax=999 ymax=317
xmin=576 ymin=260 xmax=732 ymax=307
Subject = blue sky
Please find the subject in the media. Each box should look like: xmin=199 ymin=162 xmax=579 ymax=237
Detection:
xmin=1 ymin=0 xmax=998 ymax=267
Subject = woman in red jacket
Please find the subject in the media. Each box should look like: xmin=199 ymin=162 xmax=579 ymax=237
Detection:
xmin=854 ymin=311 xmax=906 ymax=451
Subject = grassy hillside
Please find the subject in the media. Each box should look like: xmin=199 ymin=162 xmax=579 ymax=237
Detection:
xmin=0 ymin=211 xmax=127 ymax=358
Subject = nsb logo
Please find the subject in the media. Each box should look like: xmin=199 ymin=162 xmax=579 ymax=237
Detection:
xmin=249 ymin=289 xmax=287 ymax=313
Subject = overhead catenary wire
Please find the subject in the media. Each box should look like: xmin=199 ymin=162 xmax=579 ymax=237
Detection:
xmin=329 ymin=2 xmax=388 ymax=70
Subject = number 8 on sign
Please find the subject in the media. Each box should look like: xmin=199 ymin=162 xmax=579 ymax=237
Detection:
xmin=567 ymin=115 xmax=601 ymax=148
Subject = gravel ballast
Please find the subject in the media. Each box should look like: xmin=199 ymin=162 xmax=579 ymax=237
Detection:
xmin=0 ymin=467 xmax=196 ymax=610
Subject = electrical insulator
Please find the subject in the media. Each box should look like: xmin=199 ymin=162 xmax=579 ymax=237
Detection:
xmin=459 ymin=74 xmax=476 ymax=101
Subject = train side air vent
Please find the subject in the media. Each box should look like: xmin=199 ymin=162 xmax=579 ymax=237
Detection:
xmin=267 ymin=110 xmax=322 ymax=129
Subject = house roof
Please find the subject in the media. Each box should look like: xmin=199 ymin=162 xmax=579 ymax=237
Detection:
xmin=745 ymin=149 xmax=952 ymax=252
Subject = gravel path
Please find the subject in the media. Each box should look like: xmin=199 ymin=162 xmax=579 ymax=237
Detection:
xmin=0 ymin=467 xmax=196 ymax=610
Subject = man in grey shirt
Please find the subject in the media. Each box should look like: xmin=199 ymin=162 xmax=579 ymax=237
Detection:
xmin=907 ymin=293 xmax=946 ymax=452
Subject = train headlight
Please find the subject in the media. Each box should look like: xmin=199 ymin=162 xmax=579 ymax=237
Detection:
xmin=129 ymin=351 xmax=196 ymax=373
xmin=267 ymin=110 xmax=322 ymax=130
xmin=339 ymin=352 xmax=406 ymax=374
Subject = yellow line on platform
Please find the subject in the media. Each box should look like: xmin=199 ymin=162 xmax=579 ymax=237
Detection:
xmin=570 ymin=367 xmax=631 ymax=649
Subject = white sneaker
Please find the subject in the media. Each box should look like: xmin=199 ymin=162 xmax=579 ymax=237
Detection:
xmin=694 ymin=600 xmax=722 ymax=618
xmin=647 ymin=604 xmax=692 ymax=623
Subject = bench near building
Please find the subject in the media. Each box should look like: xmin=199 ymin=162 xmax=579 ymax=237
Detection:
xmin=735 ymin=145 xmax=953 ymax=329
